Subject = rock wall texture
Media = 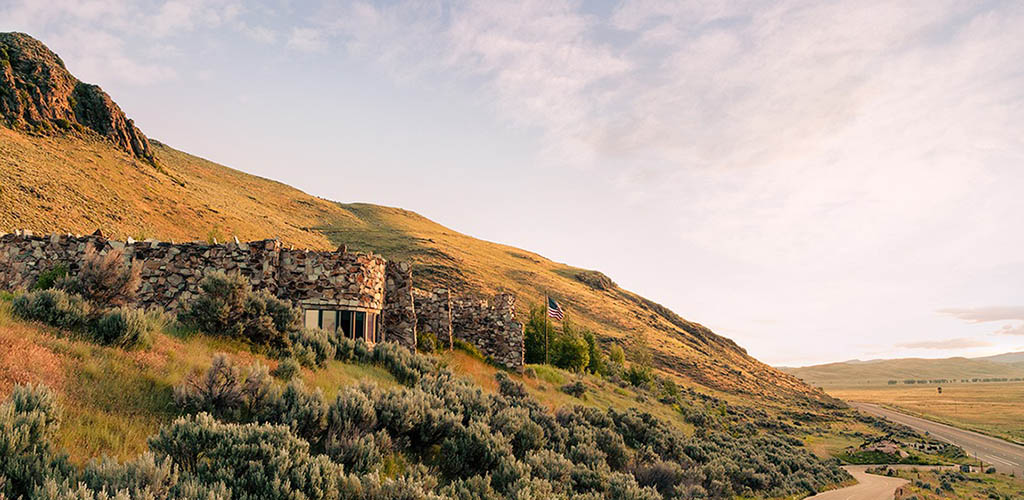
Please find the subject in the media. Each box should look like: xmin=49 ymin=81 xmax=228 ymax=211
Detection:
xmin=413 ymin=288 xmax=453 ymax=350
xmin=452 ymin=293 xmax=525 ymax=370
xmin=0 ymin=230 xmax=523 ymax=364
xmin=383 ymin=261 xmax=417 ymax=351
xmin=0 ymin=32 xmax=154 ymax=162
xmin=0 ymin=231 xmax=386 ymax=313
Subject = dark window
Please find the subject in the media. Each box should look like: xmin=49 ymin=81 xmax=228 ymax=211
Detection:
xmin=374 ymin=314 xmax=381 ymax=343
xmin=354 ymin=311 xmax=366 ymax=341
xmin=340 ymin=310 xmax=353 ymax=338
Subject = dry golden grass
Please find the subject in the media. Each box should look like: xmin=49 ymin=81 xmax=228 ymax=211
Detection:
xmin=0 ymin=128 xmax=819 ymax=401
xmin=829 ymin=382 xmax=1024 ymax=444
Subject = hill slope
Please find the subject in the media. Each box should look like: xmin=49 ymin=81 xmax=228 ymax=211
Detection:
xmin=977 ymin=351 xmax=1024 ymax=364
xmin=0 ymin=32 xmax=819 ymax=403
xmin=780 ymin=355 xmax=1024 ymax=388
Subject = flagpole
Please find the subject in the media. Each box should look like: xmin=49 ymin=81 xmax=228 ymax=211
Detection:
xmin=544 ymin=295 xmax=550 ymax=365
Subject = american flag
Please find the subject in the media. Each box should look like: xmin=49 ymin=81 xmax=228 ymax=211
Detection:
xmin=547 ymin=297 xmax=564 ymax=320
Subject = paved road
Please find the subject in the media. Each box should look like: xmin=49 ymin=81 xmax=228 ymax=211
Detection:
xmin=807 ymin=465 xmax=907 ymax=500
xmin=851 ymin=402 xmax=1024 ymax=475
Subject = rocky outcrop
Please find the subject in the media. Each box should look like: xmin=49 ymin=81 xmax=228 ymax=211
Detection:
xmin=0 ymin=32 xmax=154 ymax=162
xmin=575 ymin=270 xmax=617 ymax=291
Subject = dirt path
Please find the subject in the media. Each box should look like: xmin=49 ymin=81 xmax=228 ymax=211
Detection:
xmin=807 ymin=465 xmax=907 ymax=500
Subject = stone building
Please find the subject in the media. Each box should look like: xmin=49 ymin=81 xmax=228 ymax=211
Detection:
xmin=0 ymin=230 xmax=525 ymax=369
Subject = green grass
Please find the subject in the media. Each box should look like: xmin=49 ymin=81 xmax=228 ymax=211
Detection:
xmin=528 ymin=363 xmax=567 ymax=385
xmin=301 ymin=359 xmax=397 ymax=399
xmin=878 ymin=466 xmax=1024 ymax=499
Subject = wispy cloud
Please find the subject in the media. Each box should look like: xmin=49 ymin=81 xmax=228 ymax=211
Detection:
xmin=897 ymin=338 xmax=992 ymax=350
xmin=997 ymin=324 xmax=1024 ymax=336
xmin=287 ymin=27 xmax=326 ymax=52
xmin=939 ymin=306 xmax=1024 ymax=323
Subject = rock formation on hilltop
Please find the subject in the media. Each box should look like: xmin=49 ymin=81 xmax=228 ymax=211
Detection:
xmin=0 ymin=32 xmax=154 ymax=162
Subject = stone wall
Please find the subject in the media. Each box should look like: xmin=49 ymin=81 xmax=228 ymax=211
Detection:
xmin=382 ymin=261 xmax=417 ymax=351
xmin=452 ymin=293 xmax=525 ymax=370
xmin=412 ymin=288 xmax=453 ymax=350
xmin=0 ymin=231 xmax=386 ymax=313
xmin=0 ymin=230 xmax=525 ymax=364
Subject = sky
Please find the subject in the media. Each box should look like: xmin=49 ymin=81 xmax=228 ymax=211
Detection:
xmin=2 ymin=0 xmax=1023 ymax=366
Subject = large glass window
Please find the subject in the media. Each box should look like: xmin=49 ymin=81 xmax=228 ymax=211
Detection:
xmin=303 ymin=308 xmax=379 ymax=343
xmin=340 ymin=310 xmax=353 ymax=338
xmin=321 ymin=310 xmax=337 ymax=333
xmin=304 ymin=310 xmax=319 ymax=331
xmin=353 ymin=311 xmax=366 ymax=342
xmin=373 ymin=314 xmax=381 ymax=343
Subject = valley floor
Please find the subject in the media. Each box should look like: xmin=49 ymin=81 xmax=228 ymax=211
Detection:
xmin=850 ymin=403 xmax=1024 ymax=477
xmin=828 ymin=382 xmax=1024 ymax=445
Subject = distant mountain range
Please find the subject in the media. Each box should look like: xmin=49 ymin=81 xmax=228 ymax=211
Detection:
xmin=778 ymin=352 xmax=1024 ymax=387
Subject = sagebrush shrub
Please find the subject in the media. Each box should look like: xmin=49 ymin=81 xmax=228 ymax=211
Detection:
xmin=289 ymin=327 xmax=335 ymax=367
xmin=272 ymin=358 xmax=300 ymax=381
xmin=78 ymin=452 xmax=179 ymax=499
xmin=561 ymin=380 xmax=587 ymax=399
xmin=177 ymin=272 xmax=248 ymax=338
xmin=58 ymin=245 xmax=141 ymax=307
xmin=243 ymin=290 xmax=299 ymax=350
xmin=490 ymin=407 xmax=545 ymax=459
xmin=88 ymin=306 xmax=151 ymax=349
xmin=178 ymin=272 xmax=299 ymax=350
xmin=11 ymin=289 xmax=91 ymax=331
xmin=148 ymin=413 xmax=349 ymax=500
xmin=173 ymin=354 xmax=271 ymax=420
xmin=0 ymin=384 xmax=70 ymax=500
xmin=439 ymin=420 xmax=513 ymax=480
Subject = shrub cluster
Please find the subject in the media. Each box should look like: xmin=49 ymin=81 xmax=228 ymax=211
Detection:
xmin=178 ymin=272 xmax=300 ymax=352
xmin=10 ymin=247 xmax=154 ymax=349
xmin=5 ymin=334 xmax=849 ymax=499
xmin=161 ymin=339 xmax=846 ymax=499
xmin=55 ymin=246 xmax=142 ymax=307
xmin=12 ymin=289 xmax=153 ymax=349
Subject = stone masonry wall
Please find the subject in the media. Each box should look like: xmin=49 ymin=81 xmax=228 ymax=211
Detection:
xmin=0 ymin=231 xmax=386 ymax=313
xmin=1 ymin=230 xmax=525 ymax=362
xmin=412 ymin=288 xmax=453 ymax=350
xmin=452 ymin=293 xmax=524 ymax=370
xmin=383 ymin=261 xmax=417 ymax=351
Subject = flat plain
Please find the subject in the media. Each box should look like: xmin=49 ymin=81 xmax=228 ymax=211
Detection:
xmin=828 ymin=382 xmax=1024 ymax=445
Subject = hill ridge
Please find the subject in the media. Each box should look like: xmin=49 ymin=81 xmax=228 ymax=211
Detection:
xmin=0 ymin=33 xmax=823 ymax=404
xmin=0 ymin=32 xmax=154 ymax=162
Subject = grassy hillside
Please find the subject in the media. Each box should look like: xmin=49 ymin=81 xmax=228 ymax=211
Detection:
xmin=977 ymin=351 xmax=1024 ymax=364
xmin=0 ymin=127 xmax=819 ymax=402
xmin=780 ymin=356 xmax=1024 ymax=388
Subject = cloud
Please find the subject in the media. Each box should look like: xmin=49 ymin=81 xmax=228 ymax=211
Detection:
xmin=938 ymin=306 xmax=1024 ymax=323
xmin=997 ymin=324 xmax=1024 ymax=336
xmin=287 ymin=27 xmax=327 ymax=52
xmin=896 ymin=338 xmax=993 ymax=350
